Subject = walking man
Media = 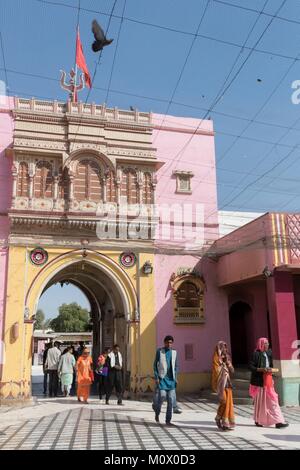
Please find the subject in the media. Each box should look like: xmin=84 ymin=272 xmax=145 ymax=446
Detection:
xmin=45 ymin=341 xmax=61 ymax=397
xmin=106 ymin=344 xmax=123 ymax=405
xmin=153 ymin=335 xmax=178 ymax=426
xmin=42 ymin=342 xmax=52 ymax=395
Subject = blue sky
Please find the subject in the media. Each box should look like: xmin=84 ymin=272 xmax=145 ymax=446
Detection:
xmin=2 ymin=0 xmax=300 ymax=317
xmin=38 ymin=284 xmax=90 ymax=319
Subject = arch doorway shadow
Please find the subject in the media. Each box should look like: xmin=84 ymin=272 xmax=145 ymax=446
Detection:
xmin=229 ymin=301 xmax=252 ymax=367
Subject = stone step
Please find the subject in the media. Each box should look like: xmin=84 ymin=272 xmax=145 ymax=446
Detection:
xmin=234 ymin=369 xmax=251 ymax=380
xmin=232 ymin=388 xmax=250 ymax=398
xmin=232 ymin=378 xmax=250 ymax=390
xmin=200 ymin=390 xmax=253 ymax=405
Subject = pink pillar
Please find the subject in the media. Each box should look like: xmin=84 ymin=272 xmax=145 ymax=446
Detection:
xmin=267 ymin=271 xmax=298 ymax=360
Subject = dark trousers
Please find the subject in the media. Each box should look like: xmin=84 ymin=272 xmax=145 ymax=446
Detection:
xmin=48 ymin=370 xmax=59 ymax=397
xmin=70 ymin=372 xmax=76 ymax=396
xmin=98 ymin=375 xmax=108 ymax=399
xmin=106 ymin=369 xmax=123 ymax=401
xmin=43 ymin=370 xmax=48 ymax=393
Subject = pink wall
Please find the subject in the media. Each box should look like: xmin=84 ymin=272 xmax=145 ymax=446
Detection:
xmin=153 ymin=114 xmax=225 ymax=373
xmin=0 ymin=97 xmax=13 ymax=365
xmin=216 ymin=213 xmax=273 ymax=286
xmin=267 ymin=272 xmax=298 ymax=360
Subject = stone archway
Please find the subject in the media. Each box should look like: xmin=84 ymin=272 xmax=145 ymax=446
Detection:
xmin=26 ymin=249 xmax=138 ymax=396
xmin=41 ymin=261 xmax=126 ymax=364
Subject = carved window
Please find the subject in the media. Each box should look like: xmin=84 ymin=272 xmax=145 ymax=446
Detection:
xmin=171 ymin=273 xmax=205 ymax=324
xmin=173 ymin=171 xmax=194 ymax=194
xmin=34 ymin=161 xmax=53 ymax=198
xmin=74 ymin=159 xmax=101 ymax=202
xmin=17 ymin=162 xmax=29 ymax=197
xmin=121 ymin=169 xmax=138 ymax=204
xmin=143 ymin=172 xmax=152 ymax=204
xmin=106 ymin=170 xmax=116 ymax=203
xmin=177 ymin=281 xmax=199 ymax=308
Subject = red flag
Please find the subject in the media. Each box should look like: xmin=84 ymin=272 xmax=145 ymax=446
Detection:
xmin=76 ymin=29 xmax=92 ymax=88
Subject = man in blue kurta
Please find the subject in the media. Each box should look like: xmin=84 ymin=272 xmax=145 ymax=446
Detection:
xmin=153 ymin=335 xmax=178 ymax=425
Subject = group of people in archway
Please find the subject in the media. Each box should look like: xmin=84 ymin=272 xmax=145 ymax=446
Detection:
xmin=43 ymin=342 xmax=124 ymax=405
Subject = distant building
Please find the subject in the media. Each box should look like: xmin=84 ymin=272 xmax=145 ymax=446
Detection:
xmin=32 ymin=330 xmax=92 ymax=365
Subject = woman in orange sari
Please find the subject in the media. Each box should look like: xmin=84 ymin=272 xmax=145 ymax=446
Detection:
xmin=212 ymin=341 xmax=235 ymax=431
xmin=76 ymin=348 xmax=94 ymax=403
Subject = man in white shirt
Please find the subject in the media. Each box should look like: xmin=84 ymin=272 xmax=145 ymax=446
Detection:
xmin=106 ymin=344 xmax=123 ymax=405
xmin=45 ymin=341 xmax=61 ymax=397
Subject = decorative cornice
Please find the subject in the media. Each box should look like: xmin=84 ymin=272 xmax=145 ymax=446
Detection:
xmin=13 ymin=97 xmax=152 ymax=128
xmin=14 ymin=137 xmax=68 ymax=151
xmin=172 ymin=170 xmax=194 ymax=177
xmin=153 ymin=124 xmax=214 ymax=136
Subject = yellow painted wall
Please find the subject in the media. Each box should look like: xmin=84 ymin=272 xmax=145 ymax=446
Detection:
xmin=176 ymin=372 xmax=211 ymax=394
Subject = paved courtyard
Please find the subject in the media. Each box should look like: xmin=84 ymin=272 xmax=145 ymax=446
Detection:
xmin=0 ymin=393 xmax=300 ymax=450
xmin=0 ymin=366 xmax=299 ymax=451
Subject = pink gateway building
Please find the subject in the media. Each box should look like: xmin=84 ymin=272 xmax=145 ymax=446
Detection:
xmin=0 ymin=95 xmax=299 ymax=405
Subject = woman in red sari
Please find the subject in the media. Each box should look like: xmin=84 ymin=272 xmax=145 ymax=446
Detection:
xmin=76 ymin=348 xmax=94 ymax=403
xmin=212 ymin=341 xmax=235 ymax=431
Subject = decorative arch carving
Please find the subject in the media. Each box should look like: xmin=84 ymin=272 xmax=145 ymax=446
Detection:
xmin=74 ymin=158 xmax=102 ymax=202
xmin=121 ymin=168 xmax=138 ymax=204
xmin=170 ymin=272 xmax=205 ymax=324
xmin=143 ymin=172 xmax=153 ymax=204
xmin=105 ymin=169 xmax=117 ymax=203
xmin=34 ymin=160 xmax=53 ymax=198
xmin=17 ymin=161 xmax=30 ymax=197
xmin=64 ymin=149 xmax=115 ymax=174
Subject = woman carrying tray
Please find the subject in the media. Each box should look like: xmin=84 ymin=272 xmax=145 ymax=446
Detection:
xmin=249 ymin=337 xmax=288 ymax=428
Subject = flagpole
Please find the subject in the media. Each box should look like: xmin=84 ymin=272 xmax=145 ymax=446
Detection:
xmin=74 ymin=26 xmax=79 ymax=103
xmin=74 ymin=0 xmax=81 ymax=103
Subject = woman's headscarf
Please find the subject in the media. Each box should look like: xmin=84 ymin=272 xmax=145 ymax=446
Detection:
xmin=211 ymin=341 xmax=233 ymax=398
xmin=256 ymin=337 xmax=269 ymax=352
xmin=249 ymin=337 xmax=277 ymax=401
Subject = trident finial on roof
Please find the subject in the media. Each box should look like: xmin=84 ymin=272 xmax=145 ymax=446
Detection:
xmin=60 ymin=68 xmax=84 ymax=103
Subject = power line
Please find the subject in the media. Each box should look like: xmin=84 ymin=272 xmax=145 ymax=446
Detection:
xmin=153 ymin=0 xmax=211 ymax=143
xmin=157 ymin=0 xmax=283 ymax=190
xmin=105 ymin=0 xmax=127 ymax=105
xmin=32 ymin=0 xmax=300 ymax=63
xmin=212 ymin=49 xmax=300 ymax=212
xmin=178 ymin=0 xmax=299 ymax=215
xmin=213 ymin=0 xmax=299 ymax=27
xmin=4 ymin=66 xmax=300 ymax=136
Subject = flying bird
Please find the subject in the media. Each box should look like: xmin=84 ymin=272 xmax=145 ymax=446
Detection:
xmin=92 ymin=19 xmax=113 ymax=52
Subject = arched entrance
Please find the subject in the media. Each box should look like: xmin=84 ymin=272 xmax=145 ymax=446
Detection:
xmin=25 ymin=250 xmax=139 ymax=397
xmin=40 ymin=261 xmax=127 ymax=364
xmin=229 ymin=301 xmax=252 ymax=366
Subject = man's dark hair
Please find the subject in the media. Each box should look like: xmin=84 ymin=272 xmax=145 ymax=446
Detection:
xmin=164 ymin=335 xmax=174 ymax=343
xmin=113 ymin=344 xmax=119 ymax=349
xmin=54 ymin=341 xmax=60 ymax=348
